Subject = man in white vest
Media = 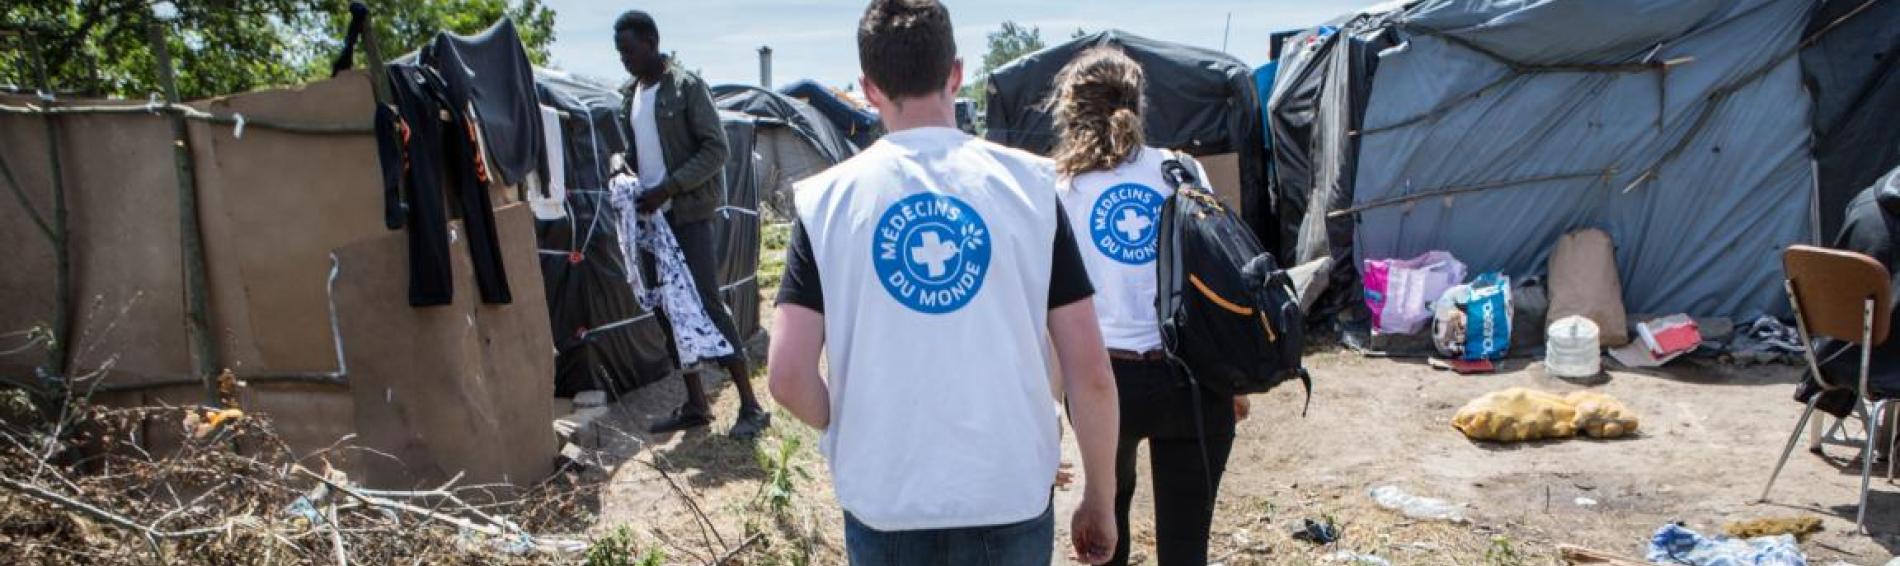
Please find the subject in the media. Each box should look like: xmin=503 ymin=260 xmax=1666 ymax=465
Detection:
xmin=766 ymin=1 xmax=1121 ymax=564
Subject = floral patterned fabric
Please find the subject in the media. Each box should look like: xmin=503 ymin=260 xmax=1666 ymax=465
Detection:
xmin=610 ymin=174 xmax=735 ymax=367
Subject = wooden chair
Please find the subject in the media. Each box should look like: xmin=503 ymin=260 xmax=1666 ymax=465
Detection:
xmin=1759 ymin=245 xmax=1895 ymax=533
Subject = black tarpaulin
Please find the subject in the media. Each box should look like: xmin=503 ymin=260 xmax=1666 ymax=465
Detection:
xmin=1802 ymin=0 xmax=1900 ymax=238
xmin=534 ymin=72 xmax=673 ymax=397
xmin=716 ymin=111 xmax=765 ymax=354
xmin=983 ymin=30 xmax=1275 ymax=249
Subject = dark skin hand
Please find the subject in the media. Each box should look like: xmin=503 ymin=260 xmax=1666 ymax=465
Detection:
xmin=616 ymin=29 xmax=670 ymax=214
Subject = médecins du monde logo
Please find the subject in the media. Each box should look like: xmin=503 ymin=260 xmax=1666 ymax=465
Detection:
xmin=1090 ymin=183 xmax=1164 ymax=265
xmin=872 ymin=192 xmax=991 ymax=314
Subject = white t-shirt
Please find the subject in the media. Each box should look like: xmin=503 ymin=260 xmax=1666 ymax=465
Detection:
xmin=1060 ymin=147 xmax=1176 ymax=352
xmin=628 ymin=82 xmax=668 ymax=190
xmin=792 ymin=126 xmax=1065 ymax=531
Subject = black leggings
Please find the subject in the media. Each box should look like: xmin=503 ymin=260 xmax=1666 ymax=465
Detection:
xmin=1108 ymin=358 xmax=1235 ymax=566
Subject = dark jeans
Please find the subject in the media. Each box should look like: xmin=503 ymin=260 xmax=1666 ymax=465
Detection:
xmin=843 ymin=505 xmax=1054 ymax=566
xmin=1109 ymin=358 xmax=1235 ymax=566
xmin=650 ymin=217 xmax=746 ymax=366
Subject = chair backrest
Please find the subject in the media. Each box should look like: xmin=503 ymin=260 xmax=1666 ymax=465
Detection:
xmin=1784 ymin=245 xmax=1893 ymax=346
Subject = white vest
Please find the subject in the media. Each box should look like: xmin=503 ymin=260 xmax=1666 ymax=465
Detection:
xmin=794 ymin=127 xmax=1061 ymax=531
xmin=1059 ymin=147 xmax=1177 ymax=352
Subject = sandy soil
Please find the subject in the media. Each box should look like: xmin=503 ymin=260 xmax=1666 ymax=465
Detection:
xmin=577 ymin=282 xmax=1899 ymax=564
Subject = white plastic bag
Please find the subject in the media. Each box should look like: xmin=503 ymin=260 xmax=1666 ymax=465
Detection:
xmin=1377 ymin=251 xmax=1466 ymax=335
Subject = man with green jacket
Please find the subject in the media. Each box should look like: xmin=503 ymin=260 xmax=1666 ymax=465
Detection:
xmin=614 ymin=10 xmax=769 ymax=439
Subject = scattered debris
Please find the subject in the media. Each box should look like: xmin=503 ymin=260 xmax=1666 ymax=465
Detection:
xmin=1723 ymin=516 xmax=1823 ymax=542
xmin=1324 ymin=550 xmax=1393 ymax=565
xmin=1559 ymin=543 xmax=1651 ymax=565
xmin=1368 ymin=485 xmax=1468 ymax=523
xmin=1291 ymin=517 xmax=1340 ymax=544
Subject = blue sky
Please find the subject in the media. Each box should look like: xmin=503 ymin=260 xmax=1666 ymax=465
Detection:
xmin=542 ymin=0 xmax=1382 ymax=88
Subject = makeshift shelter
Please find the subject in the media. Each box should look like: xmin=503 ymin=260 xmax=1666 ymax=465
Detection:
xmin=0 ymin=71 xmax=556 ymax=490
xmin=777 ymin=79 xmax=882 ymax=149
xmin=1272 ymin=0 xmax=1900 ymax=320
xmin=533 ymin=70 xmax=674 ymax=397
xmin=533 ymin=77 xmax=771 ymax=397
xmin=985 ymin=30 xmax=1274 ymax=248
xmin=712 ymin=84 xmax=854 ymax=219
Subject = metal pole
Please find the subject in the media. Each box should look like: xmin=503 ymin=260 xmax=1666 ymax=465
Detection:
xmin=146 ymin=16 xmax=219 ymax=405
xmin=24 ymin=31 xmax=72 ymax=381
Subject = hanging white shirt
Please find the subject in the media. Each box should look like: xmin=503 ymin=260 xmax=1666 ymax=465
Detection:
xmin=627 ymin=82 xmax=668 ymax=191
xmin=1059 ymin=146 xmax=1178 ymax=352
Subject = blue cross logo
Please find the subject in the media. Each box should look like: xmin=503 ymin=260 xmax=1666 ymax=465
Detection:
xmin=1089 ymin=183 xmax=1164 ymax=265
xmin=872 ymin=193 xmax=991 ymax=314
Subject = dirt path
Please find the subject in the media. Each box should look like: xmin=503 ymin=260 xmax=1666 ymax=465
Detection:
xmin=584 ymin=320 xmax=1899 ymax=564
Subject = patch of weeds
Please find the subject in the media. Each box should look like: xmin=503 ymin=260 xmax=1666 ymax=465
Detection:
xmin=755 ymin=435 xmax=811 ymax=517
xmin=584 ymin=525 xmax=665 ymax=566
xmin=1485 ymin=535 xmax=1525 ymax=566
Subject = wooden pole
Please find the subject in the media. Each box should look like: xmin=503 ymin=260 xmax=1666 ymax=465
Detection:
xmin=146 ymin=16 xmax=219 ymax=405
xmin=21 ymin=31 xmax=72 ymax=382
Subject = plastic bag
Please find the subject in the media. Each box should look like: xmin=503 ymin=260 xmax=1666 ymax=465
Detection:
xmin=1362 ymin=259 xmax=1391 ymax=330
xmin=1370 ymin=251 xmax=1466 ymax=335
xmin=1432 ymin=284 xmax=1472 ymax=358
xmin=1464 ymin=272 xmax=1512 ymax=361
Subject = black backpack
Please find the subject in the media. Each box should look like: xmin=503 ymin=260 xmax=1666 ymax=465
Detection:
xmin=1155 ymin=153 xmax=1311 ymax=413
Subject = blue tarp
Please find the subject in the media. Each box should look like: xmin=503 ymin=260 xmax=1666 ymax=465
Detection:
xmin=1347 ymin=0 xmax=1817 ymax=318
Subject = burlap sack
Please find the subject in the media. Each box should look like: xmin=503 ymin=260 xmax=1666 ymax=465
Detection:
xmin=1547 ymin=229 xmax=1630 ymax=347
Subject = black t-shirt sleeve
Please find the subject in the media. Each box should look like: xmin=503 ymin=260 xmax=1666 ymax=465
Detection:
xmin=774 ymin=219 xmax=825 ymax=313
xmin=1049 ymin=203 xmax=1095 ymax=309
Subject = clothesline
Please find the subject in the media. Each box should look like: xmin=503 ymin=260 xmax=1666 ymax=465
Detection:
xmin=0 ymin=99 xmax=372 ymax=136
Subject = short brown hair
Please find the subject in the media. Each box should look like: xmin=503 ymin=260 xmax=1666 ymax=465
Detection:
xmin=1050 ymin=47 xmax=1146 ymax=178
xmin=857 ymin=0 xmax=957 ymax=99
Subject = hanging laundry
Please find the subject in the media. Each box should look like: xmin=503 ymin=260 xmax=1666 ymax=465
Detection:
xmin=609 ymin=174 xmax=734 ymax=367
xmin=421 ymin=18 xmax=545 ymax=187
xmin=378 ymin=63 xmax=512 ymax=307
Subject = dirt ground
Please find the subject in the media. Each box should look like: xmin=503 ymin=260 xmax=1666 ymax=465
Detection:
xmin=580 ymin=314 xmax=1900 ymax=565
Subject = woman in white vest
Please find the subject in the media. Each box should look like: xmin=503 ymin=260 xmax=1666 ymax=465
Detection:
xmin=1049 ymin=46 xmax=1249 ymax=566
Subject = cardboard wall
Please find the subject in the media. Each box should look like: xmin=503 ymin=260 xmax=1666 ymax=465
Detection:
xmin=334 ymin=205 xmax=556 ymax=489
xmin=0 ymin=97 xmax=191 ymax=383
xmin=187 ymin=71 xmax=384 ymax=375
xmin=1 ymin=74 xmax=555 ymax=487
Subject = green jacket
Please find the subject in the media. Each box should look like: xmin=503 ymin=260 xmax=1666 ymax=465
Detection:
xmin=618 ymin=60 xmax=728 ymax=225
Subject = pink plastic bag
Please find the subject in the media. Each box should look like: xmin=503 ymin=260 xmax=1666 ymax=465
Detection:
xmin=1363 ymin=259 xmax=1392 ymax=330
xmin=1369 ymin=251 xmax=1466 ymax=335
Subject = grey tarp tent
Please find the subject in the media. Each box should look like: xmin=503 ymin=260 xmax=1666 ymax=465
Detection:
xmin=985 ymin=30 xmax=1276 ymax=249
xmin=1280 ymin=0 xmax=1898 ymax=320
xmin=712 ymin=84 xmax=854 ymax=220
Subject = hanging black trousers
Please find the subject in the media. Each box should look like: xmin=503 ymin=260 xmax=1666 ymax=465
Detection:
xmin=383 ymin=64 xmax=511 ymax=306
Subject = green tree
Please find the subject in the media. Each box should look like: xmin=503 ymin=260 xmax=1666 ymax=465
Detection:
xmin=958 ymin=21 xmax=1044 ymax=111
xmin=1 ymin=0 xmax=555 ymax=100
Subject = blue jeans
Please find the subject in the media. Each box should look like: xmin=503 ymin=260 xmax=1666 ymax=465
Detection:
xmin=843 ymin=505 xmax=1054 ymax=566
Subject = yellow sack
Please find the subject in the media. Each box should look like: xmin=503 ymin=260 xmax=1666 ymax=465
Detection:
xmin=1451 ymin=388 xmax=1638 ymax=442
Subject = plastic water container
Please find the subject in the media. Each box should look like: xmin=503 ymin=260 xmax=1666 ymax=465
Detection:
xmin=1546 ymin=316 xmax=1602 ymax=378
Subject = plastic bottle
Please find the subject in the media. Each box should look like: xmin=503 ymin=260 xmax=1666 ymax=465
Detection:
xmin=1545 ymin=316 xmax=1602 ymax=379
xmin=1368 ymin=485 xmax=1468 ymax=523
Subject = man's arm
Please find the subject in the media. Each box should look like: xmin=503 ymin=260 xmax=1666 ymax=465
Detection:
xmin=767 ymin=304 xmax=829 ymax=428
xmin=656 ymin=75 xmax=730 ymax=200
xmin=1051 ymin=299 xmax=1119 ymax=563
